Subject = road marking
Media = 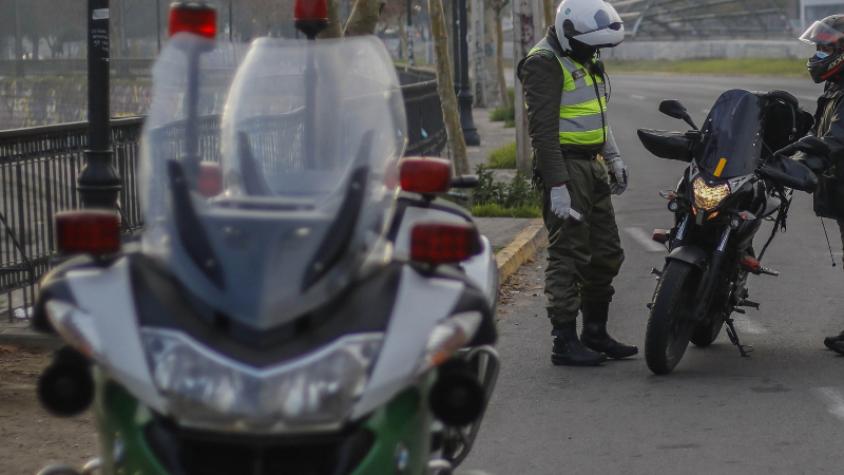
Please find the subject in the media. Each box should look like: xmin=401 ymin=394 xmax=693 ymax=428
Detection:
xmin=630 ymin=94 xmax=647 ymax=100
xmin=813 ymin=387 xmax=844 ymax=422
xmin=624 ymin=227 xmax=666 ymax=253
xmin=733 ymin=316 xmax=767 ymax=335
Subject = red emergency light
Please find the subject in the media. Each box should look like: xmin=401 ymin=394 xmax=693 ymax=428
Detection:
xmin=400 ymin=157 xmax=452 ymax=194
xmin=169 ymin=2 xmax=218 ymax=39
xmin=411 ymin=223 xmax=482 ymax=265
xmin=294 ymin=0 xmax=329 ymax=39
xmin=55 ymin=210 xmax=121 ymax=256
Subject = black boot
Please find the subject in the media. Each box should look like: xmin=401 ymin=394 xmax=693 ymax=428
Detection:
xmin=823 ymin=330 xmax=844 ymax=355
xmin=580 ymin=301 xmax=639 ymax=359
xmin=551 ymin=321 xmax=607 ymax=366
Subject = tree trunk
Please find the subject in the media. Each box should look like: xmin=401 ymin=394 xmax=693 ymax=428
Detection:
xmin=494 ymin=8 xmax=509 ymax=108
xmin=344 ymin=0 xmax=382 ymax=36
xmin=428 ymin=0 xmax=469 ymax=175
xmin=543 ymin=0 xmax=555 ymax=29
xmin=399 ymin=13 xmax=407 ymax=61
xmin=319 ymin=0 xmax=344 ymax=38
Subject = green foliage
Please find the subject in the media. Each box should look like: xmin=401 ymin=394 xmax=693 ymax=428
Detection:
xmin=471 ymin=165 xmax=541 ymax=218
xmin=489 ymin=88 xmax=516 ymax=127
xmin=606 ymin=58 xmax=807 ymax=77
xmin=487 ymin=142 xmax=516 ymax=169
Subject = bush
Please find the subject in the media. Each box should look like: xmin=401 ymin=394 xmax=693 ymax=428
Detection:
xmin=489 ymin=89 xmax=516 ymax=127
xmin=487 ymin=142 xmax=516 ymax=169
xmin=471 ymin=165 xmax=541 ymax=218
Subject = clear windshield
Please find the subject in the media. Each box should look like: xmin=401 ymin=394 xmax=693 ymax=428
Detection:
xmin=140 ymin=35 xmax=406 ymax=330
xmin=695 ymin=89 xmax=762 ymax=179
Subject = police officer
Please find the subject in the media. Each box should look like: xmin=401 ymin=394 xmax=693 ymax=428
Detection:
xmin=517 ymin=0 xmax=637 ymax=366
xmin=798 ymin=15 xmax=844 ymax=355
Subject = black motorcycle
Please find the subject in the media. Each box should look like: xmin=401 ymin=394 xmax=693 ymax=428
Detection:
xmin=637 ymin=89 xmax=824 ymax=375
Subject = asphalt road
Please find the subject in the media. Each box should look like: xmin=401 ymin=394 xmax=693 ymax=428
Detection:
xmin=464 ymin=74 xmax=844 ymax=475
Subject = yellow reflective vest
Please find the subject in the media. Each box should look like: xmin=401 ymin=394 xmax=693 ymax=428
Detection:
xmin=527 ymin=38 xmax=608 ymax=148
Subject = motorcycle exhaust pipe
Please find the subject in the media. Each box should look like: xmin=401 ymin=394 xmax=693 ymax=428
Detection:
xmin=429 ymin=360 xmax=485 ymax=427
xmin=37 ymin=347 xmax=94 ymax=417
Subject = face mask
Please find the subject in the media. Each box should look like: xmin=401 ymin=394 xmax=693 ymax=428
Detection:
xmin=815 ymin=51 xmax=831 ymax=60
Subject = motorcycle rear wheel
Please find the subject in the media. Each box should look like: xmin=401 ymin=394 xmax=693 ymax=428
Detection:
xmin=645 ymin=260 xmax=700 ymax=375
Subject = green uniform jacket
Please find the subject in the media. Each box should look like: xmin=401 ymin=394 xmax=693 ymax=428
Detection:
xmin=517 ymin=27 xmax=618 ymax=190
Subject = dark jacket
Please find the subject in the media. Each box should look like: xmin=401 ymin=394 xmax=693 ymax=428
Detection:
xmin=517 ymin=27 xmax=570 ymax=188
xmin=813 ymin=79 xmax=844 ymax=219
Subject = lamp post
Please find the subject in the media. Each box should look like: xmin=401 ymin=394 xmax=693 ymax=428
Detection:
xmin=78 ymin=0 xmax=121 ymax=210
xmin=452 ymin=0 xmax=480 ymax=146
xmin=156 ymin=0 xmax=162 ymax=51
xmin=406 ymin=0 xmax=415 ymax=66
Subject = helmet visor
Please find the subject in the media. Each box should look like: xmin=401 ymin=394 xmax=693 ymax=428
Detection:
xmin=800 ymin=20 xmax=844 ymax=46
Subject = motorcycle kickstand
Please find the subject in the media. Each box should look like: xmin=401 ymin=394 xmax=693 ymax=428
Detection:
xmin=724 ymin=317 xmax=753 ymax=357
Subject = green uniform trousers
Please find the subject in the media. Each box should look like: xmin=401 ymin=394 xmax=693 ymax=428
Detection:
xmin=542 ymin=158 xmax=625 ymax=327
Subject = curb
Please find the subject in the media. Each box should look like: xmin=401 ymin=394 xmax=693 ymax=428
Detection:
xmin=495 ymin=219 xmax=548 ymax=283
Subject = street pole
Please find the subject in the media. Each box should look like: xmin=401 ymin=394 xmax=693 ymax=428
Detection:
xmin=78 ymin=0 xmax=121 ymax=210
xmin=454 ymin=0 xmax=480 ymax=146
xmin=156 ymin=0 xmax=162 ymax=52
xmin=229 ymin=0 xmax=234 ymax=41
xmin=407 ymin=0 xmax=415 ymax=66
xmin=13 ymin=0 xmax=22 ymax=76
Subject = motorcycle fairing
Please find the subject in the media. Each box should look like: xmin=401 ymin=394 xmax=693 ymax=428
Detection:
xmin=127 ymin=252 xmax=402 ymax=368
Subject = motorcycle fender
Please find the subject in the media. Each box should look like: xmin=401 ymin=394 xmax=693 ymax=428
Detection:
xmin=353 ymin=266 xmax=463 ymax=418
xmin=666 ymin=245 xmax=708 ymax=270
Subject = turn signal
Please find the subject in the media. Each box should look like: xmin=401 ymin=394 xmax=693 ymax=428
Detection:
xmin=55 ymin=210 xmax=120 ymax=256
xmin=198 ymin=162 xmax=223 ymax=198
xmin=169 ymin=2 xmax=218 ymax=39
xmin=411 ymin=222 xmax=481 ymax=264
xmin=400 ymin=158 xmax=452 ymax=194
xmin=651 ymin=229 xmax=669 ymax=244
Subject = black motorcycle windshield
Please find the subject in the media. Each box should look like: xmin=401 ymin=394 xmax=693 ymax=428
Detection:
xmin=695 ymin=89 xmax=763 ymax=179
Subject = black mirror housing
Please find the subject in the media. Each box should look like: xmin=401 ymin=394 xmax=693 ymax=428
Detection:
xmin=659 ymin=100 xmax=698 ymax=130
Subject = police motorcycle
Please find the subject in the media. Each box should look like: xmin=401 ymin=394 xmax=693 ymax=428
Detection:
xmin=32 ymin=5 xmax=499 ymax=474
xmin=637 ymin=89 xmax=823 ymax=375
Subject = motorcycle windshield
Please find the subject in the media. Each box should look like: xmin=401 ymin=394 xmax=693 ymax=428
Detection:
xmin=140 ymin=35 xmax=406 ymax=330
xmin=695 ymin=89 xmax=763 ymax=180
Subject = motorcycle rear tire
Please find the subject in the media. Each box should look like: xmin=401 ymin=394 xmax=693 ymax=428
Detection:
xmin=645 ymin=260 xmax=699 ymax=375
xmin=690 ymin=316 xmax=724 ymax=347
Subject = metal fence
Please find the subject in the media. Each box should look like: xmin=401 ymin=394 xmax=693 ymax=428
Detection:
xmin=0 ymin=72 xmax=446 ymax=319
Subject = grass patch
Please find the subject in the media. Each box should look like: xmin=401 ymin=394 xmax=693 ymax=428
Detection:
xmin=471 ymin=203 xmax=541 ymax=218
xmin=489 ymin=88 xmax=516 ymax=127
xmin=606 ymin=58 xmax=807 ymax=77
xmin=488 ymin=142 xmax=516 ymax=169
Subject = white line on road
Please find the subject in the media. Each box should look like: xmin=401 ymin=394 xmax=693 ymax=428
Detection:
xmin=813 ymin=387 xmax=844 ymax=422
xmin=624 ymin=227 xmax=666 ymax=253
xmin=733 ymin=316 xmax=767 ymax=335
xmin=630 ymin=94 xmax=647 ymax=100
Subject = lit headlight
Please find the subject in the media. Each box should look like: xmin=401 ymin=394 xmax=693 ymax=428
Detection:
xmin=692 ymin=177 xmax=730 ymax=210
xmin=141 ymin=328 xmax=382 ymax=432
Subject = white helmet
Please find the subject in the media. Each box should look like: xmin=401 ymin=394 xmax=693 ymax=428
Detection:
xmin=554 ymin=0 xmax=625 ymax=52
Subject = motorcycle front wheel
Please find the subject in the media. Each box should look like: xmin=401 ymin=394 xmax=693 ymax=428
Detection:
xmin=689 ymin=313 xmax=724 ymax=347
xmin=645 ymin=260 xmax=701 ymax=375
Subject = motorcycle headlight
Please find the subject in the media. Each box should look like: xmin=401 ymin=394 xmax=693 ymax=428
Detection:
xmin=692 ymin=177 xmax=730 ymax=210
xmin=141 ymin=328 xmax=383 ymax=432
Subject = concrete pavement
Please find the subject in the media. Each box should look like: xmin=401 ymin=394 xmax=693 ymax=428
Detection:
xmin=463 ymin=74 xmax=844 ymax=475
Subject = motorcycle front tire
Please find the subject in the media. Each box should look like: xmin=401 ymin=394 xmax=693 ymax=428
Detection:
xmin=645 ymin=260 xmax=700 ymax=375
xmin=689 ymin=315 xmax=724 ymax=347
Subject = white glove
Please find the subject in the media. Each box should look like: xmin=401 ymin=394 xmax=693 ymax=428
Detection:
xmin=606 ymin=156 xmax=628 ymax=195
xmin=550 ymin=184 xmax=572 ymax=219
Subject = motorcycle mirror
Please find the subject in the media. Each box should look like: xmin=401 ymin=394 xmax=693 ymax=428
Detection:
xmin=659 ymin=100 xmax=698 ymax=130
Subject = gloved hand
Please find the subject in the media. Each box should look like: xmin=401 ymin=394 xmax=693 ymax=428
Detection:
xmin=550 ymin=184 xmax=572 ymax=219
xmin=606 ymin=157 xmax=628 ymax=195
